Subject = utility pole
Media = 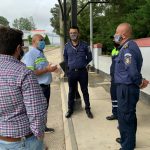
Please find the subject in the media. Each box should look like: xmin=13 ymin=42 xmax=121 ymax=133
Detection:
xmin=63 ymin=0 xmax=67 ymax=44
xmin=71 ymin=0 xmax=77 ymax=26
xmin=58 ymin=0 xmax=68 ymax=75
xmin=71 ymin=0 xmax=81 ymax=108
xmin=59 ymin=0 xmax=64 ymax=61
xmin=90 ymin=1 xmax=93 ymax=65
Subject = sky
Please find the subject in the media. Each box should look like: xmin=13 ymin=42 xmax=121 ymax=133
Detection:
xmin=0 ymin=0 xmax=58 ymax=33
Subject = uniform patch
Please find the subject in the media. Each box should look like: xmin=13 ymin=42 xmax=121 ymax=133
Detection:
xmin=123 ymin=43 xmax=128 ymax=49
xmin=88 ymin=46 xmax=91 ymax=52
xmin=124 ymin=53 xmax=132 ymax=65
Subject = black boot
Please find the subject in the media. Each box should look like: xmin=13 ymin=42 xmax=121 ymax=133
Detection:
xmin=86 ymin=109 xmax=93 ymax=119
xmin=106 ymin=115 xmax=117 ymax=120
xmin=116 ymin=137 xmax=121 ymax=144
xmin=65 ymin=110 xmax=73 ymax=118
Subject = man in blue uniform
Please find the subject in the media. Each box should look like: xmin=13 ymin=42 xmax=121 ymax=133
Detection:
xmin=22 ymin=34 xmax=57 ymax=133
xmin=106 ymin=41 xmax=119 ymax=120
xmin=64 ymin=26 xmax=93 ymax=119
xmin=114 ymin=23 xmax=149 ymax=150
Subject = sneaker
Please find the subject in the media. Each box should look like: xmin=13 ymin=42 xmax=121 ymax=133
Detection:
xmin=45 ymin=127 xmax=55 ymax=133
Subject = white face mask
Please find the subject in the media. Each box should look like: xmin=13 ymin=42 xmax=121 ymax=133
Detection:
xmin=70 ymin=33 xmax=78 ymax=41
xmin=114 ymin=35 xmax=123 ymax=44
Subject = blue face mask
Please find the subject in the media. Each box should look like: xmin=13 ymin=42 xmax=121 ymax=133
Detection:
xmin=37 ymin=41 xmax=45 ymax=50
xmin=114 ymin=35 xmax=122 ymax=44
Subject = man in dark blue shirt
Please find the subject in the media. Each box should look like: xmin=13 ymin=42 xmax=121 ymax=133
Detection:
xmin=64 ymin=26 xmax=93 ymax=119
xmin=114 ymin=23 xmax=149 ymax=150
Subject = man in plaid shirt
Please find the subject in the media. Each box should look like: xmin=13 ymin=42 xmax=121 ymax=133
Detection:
xmin=0 ymin=26 xmax=47 ymax=149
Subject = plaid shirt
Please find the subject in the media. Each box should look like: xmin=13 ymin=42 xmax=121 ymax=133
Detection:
xmin=0 ymin=55 xmax=47 ymax=138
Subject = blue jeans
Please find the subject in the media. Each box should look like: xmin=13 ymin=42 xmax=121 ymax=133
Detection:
xmin=0 ymin=135 xmax=44 ymax=150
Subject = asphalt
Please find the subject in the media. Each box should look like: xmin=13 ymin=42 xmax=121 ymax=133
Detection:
xmin=44 ymin=48 xmax=150 ymax=150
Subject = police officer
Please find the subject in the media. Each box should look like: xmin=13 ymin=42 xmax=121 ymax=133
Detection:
xmin=64 ymin=26 xmax=93 ymax=119
xmin=22 ymin=34 xmax=57 ymax=133
xmin=114 ymin=23 xmax=149 ymax=150
xmin=106 ymin=41 xmax=119 ymax=120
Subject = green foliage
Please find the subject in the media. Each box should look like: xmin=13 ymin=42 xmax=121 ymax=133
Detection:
xmin=28 ymin=35 xmax=32 ymax=45
xmin=44 ymin=34 xmax=51 ymax=45
xmin=0 ymin=16 xmax=9 ymax=26
xmin=13 ymin=17 xmax=36 ymax=31
xmin=50 ymin=0 xmax=150 ymax=53
xmin=50 ymin=2 xmax=71 ymax=36
xmin=50 ymin=4 xmax=60 ymax=35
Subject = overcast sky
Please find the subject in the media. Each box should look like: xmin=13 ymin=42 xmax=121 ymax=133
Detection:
xmin=0 ymin=0 xmax=58 ymax=33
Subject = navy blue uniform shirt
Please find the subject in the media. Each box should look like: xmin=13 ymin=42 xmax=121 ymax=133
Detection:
xmin=114 ymin=40 xmax=143 ymax=86
xmin=63 ymin=41 xmax=92 ymax=70
xmin=110 ymin=48 xmax=119 ymax=82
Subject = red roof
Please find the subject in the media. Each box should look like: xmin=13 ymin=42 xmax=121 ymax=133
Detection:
xmin=134 ymin=37 xmax=150 ymax=47
xmin=93 ymin=43 xmax=103 ymax=48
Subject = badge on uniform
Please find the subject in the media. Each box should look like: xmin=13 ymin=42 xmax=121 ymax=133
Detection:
xmin=124 ymin=53 xmax=132 ymax=65
xmin=123 ymin=43 xmax=128 ymax=49
xmin=88 ymin=46 xmax=91 ymax=52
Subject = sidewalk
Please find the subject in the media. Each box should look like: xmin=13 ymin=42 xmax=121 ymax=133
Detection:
xmin=43 ymin=48 xmax=65 ymax=150
xmin=61 ymin=71 xmax=150 ymax=150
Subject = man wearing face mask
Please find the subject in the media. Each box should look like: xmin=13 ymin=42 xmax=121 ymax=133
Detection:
xmin=113 ymin=23 xmax=149 ymax=150
xmin=22 ymin=34 xmax=57 ymax=133
xmin=64 ymin=26 xmax=93 ymax=119
xmin=0 ymin=26 xmax=47 ymax=149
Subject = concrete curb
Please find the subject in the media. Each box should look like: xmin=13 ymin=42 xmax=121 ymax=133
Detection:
xmin=60 ymin=78 xmax=78 ymax=150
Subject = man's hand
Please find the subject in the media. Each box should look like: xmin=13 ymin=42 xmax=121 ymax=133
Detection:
xmin=45 ymin=64 xmax=57 ymax=72
xmin=140 ymin=79 xmax=149 ymax=89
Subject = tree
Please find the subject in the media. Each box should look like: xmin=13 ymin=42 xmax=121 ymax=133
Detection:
xmin=44 ymin=34 xmax=51 ymax=45
xmin=0 ymin=16 xmax=9 ymax=26
xmin=28 ymin=35 xmax=32 ymax=45
xmin=50 ymin=4 xmax=60 ymax=35
xmin=50 ymin=0 xmax=150 ymax=53
xmin=50 ymin=1 xmax=71 ymax=36
xmin=13 ymin=17 xmax=36 ymax=31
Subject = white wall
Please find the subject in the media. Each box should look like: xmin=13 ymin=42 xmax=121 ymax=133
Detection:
xmin=140 ymin=47 xmax=150 ymax=94
xmin=92 ymin=47 xmax=150 ymax=95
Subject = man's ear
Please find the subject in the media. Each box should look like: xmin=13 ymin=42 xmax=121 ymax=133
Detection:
xmin=16 ymin=45 xmax=22 ymax=55
xmin=13 ymin=45 xmax=21 ymax=58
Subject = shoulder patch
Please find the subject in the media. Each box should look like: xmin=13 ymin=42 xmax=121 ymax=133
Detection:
xmin=65 ymin=42 xmax=69 ymax=46
xmin=124 ymin=53 xmax=132 ymax=65
xmin=123 ymin=43 xmax=128 ymax=49
xmin=88 ymin=46 xmax=91 ymax=52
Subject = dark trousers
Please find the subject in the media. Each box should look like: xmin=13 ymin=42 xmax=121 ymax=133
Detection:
xmin=110 ymin=82 xmax=118 ymax=117
xmin=117 ymin=84 xmax=139 ymax=150
xmin=40 ymin=84 xmax=51 ymax=110
xmin=67 ymin=69 xmax=90 ymax=111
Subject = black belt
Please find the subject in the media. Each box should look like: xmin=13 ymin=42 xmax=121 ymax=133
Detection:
xmin=40 ymin=84 xmax=50 ymax=87
xmin=70 ymin=67 xmax=86 ymax=72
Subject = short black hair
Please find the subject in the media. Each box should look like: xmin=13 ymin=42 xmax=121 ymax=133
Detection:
xmin=0 ymin=26 xmax=23 ymax=55
xmin=69 ymin=26 xmax=79 ymax=32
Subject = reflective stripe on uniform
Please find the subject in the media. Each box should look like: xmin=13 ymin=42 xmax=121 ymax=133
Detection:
xmin=112 ymin=105 xmax=118 ymax=107
xmin=27 ymin=66 xmax=34 ymax=70
xmin=111 ymin=48 xmax=119 ymax=56
xmin=35 ymin=58 xmax=47 ymax=65
xmin=112 ymin=100 xmax=117 ymax=102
